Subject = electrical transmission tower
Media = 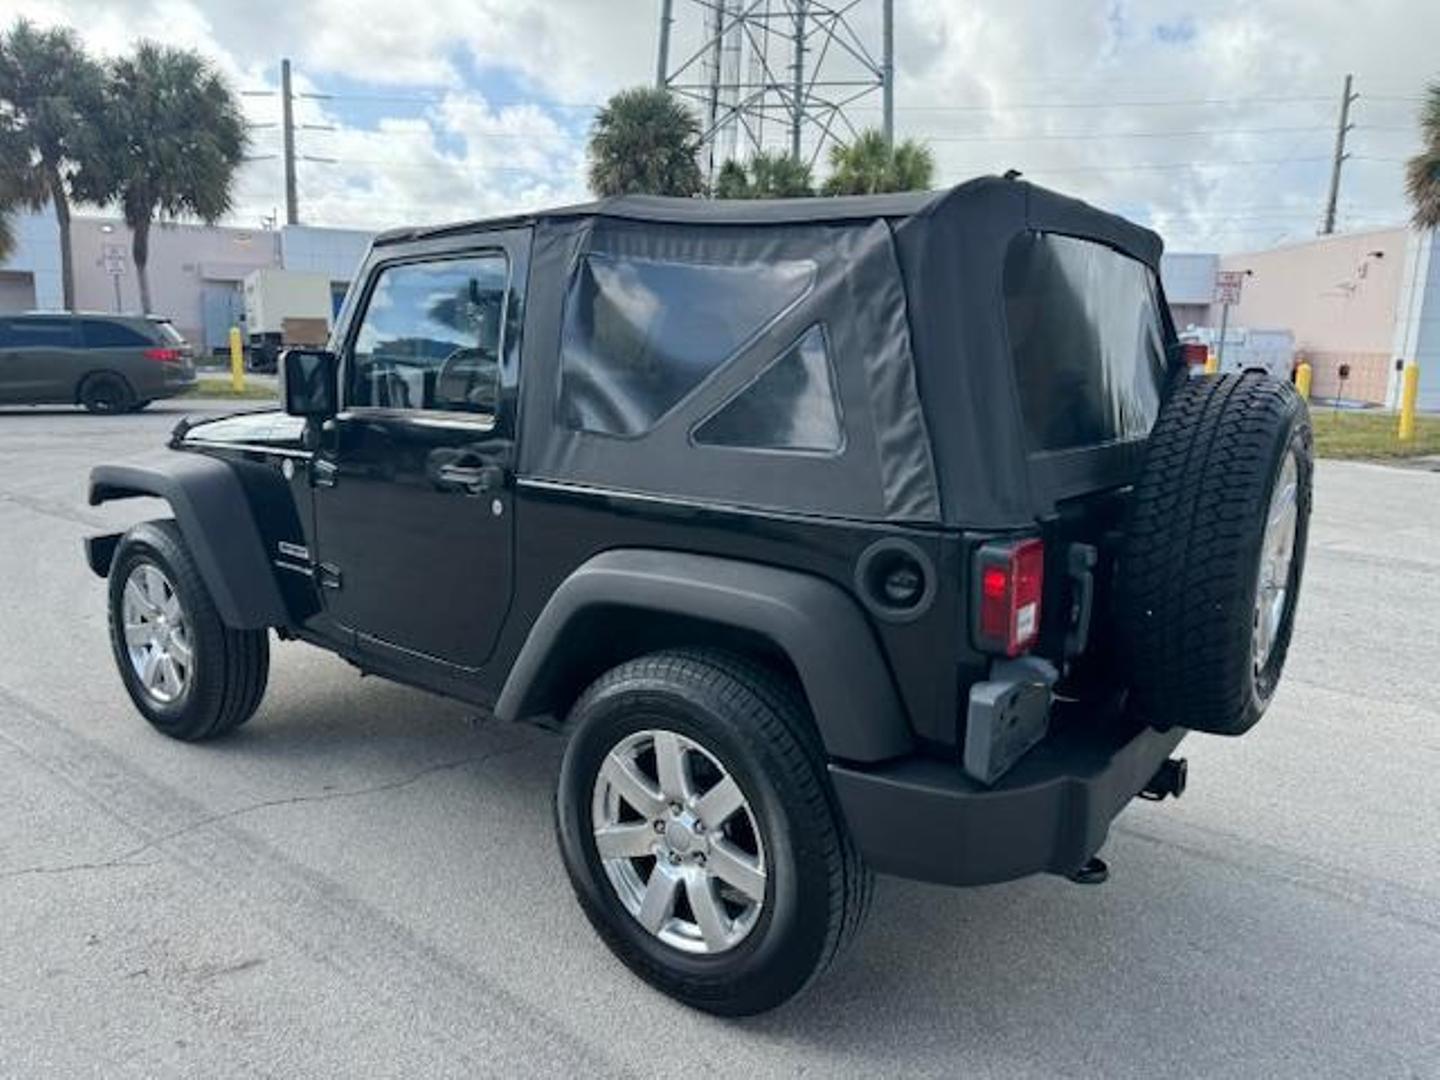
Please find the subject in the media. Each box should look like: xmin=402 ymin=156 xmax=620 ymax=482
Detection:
xmin=656 ymin=0 xmax=894 ymax=184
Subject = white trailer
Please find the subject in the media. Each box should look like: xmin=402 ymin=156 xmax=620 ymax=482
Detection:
xmin=241 ymin=269 xmax=334 ymax=371
xmin=1180 ymin=325 xmax=1296 ymax=382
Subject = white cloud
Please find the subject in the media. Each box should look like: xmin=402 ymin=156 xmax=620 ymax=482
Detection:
xmin=4 ymin=0 xmax=1435 ymax=252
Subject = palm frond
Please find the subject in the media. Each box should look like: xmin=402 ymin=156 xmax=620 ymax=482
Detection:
xmin=1406 ymin=82 xmax=1440 ymax=231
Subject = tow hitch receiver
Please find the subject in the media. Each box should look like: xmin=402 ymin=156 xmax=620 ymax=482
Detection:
xmin=1067 ymin=856 xmax=1109 ymax=885
xmin=1140 ymin=757 xmax=1188 ymax=801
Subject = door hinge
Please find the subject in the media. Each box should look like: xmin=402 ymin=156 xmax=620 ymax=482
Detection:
xmin=317 ymin=562 xmax=343 ymax=590
xmin=313 ymin=458 xmax=338 ymax=488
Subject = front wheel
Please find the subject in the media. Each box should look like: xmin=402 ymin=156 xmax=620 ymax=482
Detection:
xmin=555 ymin=649 xmax=872 ymax=1015
xmin=107 ymin=520 xmax=269 ymax=741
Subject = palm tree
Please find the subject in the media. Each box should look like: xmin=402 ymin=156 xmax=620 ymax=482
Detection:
xmin=713 ymin=150 xmax=814 ymax=198
xmin=822 ymin=129 xmax=935 ymax=196
xmin=0 ymin=19 xmax=105 ymax=307
xmin=1406 ymin=81 xmax=1440 ymax=230
xmin=0 ymin=116 xmax=36 ymax=260
xmin=587 ymin=87 xmax=702 ymax=198
xmin=713 ymin=159 xmax=751 ymax=199
xmin=76 ymin=42 xmax=245 ymax=314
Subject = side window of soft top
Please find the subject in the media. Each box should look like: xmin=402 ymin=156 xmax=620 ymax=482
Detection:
xmin=558 ymin=252 xmax=816 ymax=438
xmin=348 ymin=254 xmax=510 ymax=420
xmin=691 ymin=323 xmax=843 ymax=454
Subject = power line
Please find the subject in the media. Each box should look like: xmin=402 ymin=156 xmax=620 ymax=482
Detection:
xmin=921 ymin=124 xmax=1338 ymax=143
xmin=955 ymin=155 xmax=1333 ymax=176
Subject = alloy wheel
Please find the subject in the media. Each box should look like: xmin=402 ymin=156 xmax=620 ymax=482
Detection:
xmin=590 ymin=728 xmax=767 ymax=955
xmin=1254 ymin=448 xmax=1299 ymax=672
xmin=120 ymin=562 xmax=194 ymax=704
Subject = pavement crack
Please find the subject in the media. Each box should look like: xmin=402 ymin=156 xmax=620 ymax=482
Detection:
xmin=0 ymin=489 xmax=111 ymax=530
xmin=0 ymin=734 xmax=550 ymax=886
xmin=0 ymin=856 xmax=163 ymax=882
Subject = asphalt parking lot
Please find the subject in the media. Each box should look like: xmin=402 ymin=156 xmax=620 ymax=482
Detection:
xmin=1 ymin=400 xmax=1437 ymax=1078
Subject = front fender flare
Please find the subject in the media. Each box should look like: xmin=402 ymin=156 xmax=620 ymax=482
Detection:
xmin=87 ymin=453 xmax=287 ymax=630
xmin=496 ymin=549 xmax=914 ymax=763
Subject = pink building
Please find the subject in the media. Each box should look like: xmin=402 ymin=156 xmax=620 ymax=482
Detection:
xmin=1214 ymin=227 xmax=1439 ymax=409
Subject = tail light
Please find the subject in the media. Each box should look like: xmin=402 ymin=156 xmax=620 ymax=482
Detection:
xmin=1180 ymin=343 xmax=1208 ymax=367
xmin=973 ymin=538 xmax=1044 ymax=656
xmin=144 ymin=347 xmax=181 ymax=363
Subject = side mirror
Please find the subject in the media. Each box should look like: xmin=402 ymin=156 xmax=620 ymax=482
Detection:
xmin=281 ymin=348 xmax=338 ymax=418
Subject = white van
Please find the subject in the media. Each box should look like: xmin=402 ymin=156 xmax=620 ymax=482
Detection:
xmin=1180 ymin=326 xmax=1296 ymax=381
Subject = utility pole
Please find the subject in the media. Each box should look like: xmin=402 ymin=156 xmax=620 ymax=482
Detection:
xmin=1321 ymin=73 xmax=1356 ymax=236
xmin=281 ymin=57 xmax=298 ymax=226
xmin=655 ymin=0 xmax=673 ymax=88
xmin=790 ymin=0 xmax=806 ymax=160
xmin=881 ymin=0 xmax=894 ymax=147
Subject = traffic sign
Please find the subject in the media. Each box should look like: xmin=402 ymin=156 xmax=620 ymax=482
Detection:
xmin=1214 ymin=270 xmax=1246 ymax=306
xmin=102 ymin=242 xmax=126 ymax=277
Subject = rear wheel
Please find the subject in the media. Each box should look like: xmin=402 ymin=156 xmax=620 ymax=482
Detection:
xmin=79 ymin=372 xmax=135 ymax=414
xmin=107 ymin=520 xmax=269 ymax=741
xmin=1118 ymin=373 xmax=1313 ymax=735
xmin=555 ymin=649 xmax=871 ymax=1015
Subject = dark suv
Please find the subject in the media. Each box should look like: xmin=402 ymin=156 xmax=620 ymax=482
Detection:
xmin=83 ymin=178 xmax=1312 ymax=1015
xmin=0 ymin=312 xmax=196 ymax=412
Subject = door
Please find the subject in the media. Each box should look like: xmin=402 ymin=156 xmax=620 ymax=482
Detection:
xmin=0 ymin=316 xmax=80 ymax=403
xmin=202 ymin=283 xmax=245 ymax=353
xmin=310 ymin=247 xmax=519 ymax=672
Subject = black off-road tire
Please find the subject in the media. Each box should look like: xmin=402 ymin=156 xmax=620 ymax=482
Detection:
xmin=1117 ymin=373 xmax=1313 ymax=736
xmin=107 ymin=520 xmax=269 ymax=741
xmin=79 ymin=372 xmax=135 ymax=414
xmin=555 ymin=649 xmax=873 ymax=1015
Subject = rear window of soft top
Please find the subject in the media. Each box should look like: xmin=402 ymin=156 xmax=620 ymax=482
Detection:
xmin=1003 ymin=232 xmax=1168 ymax=454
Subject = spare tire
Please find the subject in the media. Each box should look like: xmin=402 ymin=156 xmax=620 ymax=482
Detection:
xmin=1117 ymin=373 xmax=1312 ymax=736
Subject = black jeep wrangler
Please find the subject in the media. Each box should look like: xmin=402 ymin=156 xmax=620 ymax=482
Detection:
xmin=85 ymin=177 xmax=1312 ymax=1015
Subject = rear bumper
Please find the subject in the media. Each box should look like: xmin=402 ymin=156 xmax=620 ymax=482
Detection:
xmin=159 ymin=365 xmax=197 ymax=394
xmin=829 ymin=715 xmax=1185 ymax=886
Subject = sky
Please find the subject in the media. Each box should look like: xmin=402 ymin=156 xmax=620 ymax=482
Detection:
xmin=4 ymin=0 xmax=1436 ymax=254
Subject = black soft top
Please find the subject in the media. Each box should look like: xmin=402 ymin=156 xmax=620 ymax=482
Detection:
xmin=377 ymin=177 xmax=1161 ymax=271
xmin=388 ymin=177 xmax=1168 ymax=528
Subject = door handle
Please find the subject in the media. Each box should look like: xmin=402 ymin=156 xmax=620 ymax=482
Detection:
xmin=435 ymin=462 xmax=506 ymax=495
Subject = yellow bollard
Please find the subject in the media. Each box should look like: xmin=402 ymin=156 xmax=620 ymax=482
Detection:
xmin=1295 ymin=361 xmax=1313 ymax=401
xmin=1203 ymin=351 xmax=1219 ymax=375
xmin=1398 ymin=361 xmax=1420 ymax=442
xmin=228 ymin=326 xmax=245 ymax=394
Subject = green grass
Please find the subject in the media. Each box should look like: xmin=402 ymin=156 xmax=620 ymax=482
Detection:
xmin=183 ymin=377 xmax=278 ymax=401
xmin=1309 ymin=408 xmax=1440 ymax=460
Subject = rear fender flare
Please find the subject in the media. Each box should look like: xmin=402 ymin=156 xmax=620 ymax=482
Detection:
xmin=87 ymin=454 xmax=287 ymax=630
xmin=496 ymin=549 xmax=914 ymax=763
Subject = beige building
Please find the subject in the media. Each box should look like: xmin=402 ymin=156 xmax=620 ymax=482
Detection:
xmin=1 ymin=209 xmax=373 ymax=354
xmin=1219 ymin=228 xmax=1410 ymax=404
